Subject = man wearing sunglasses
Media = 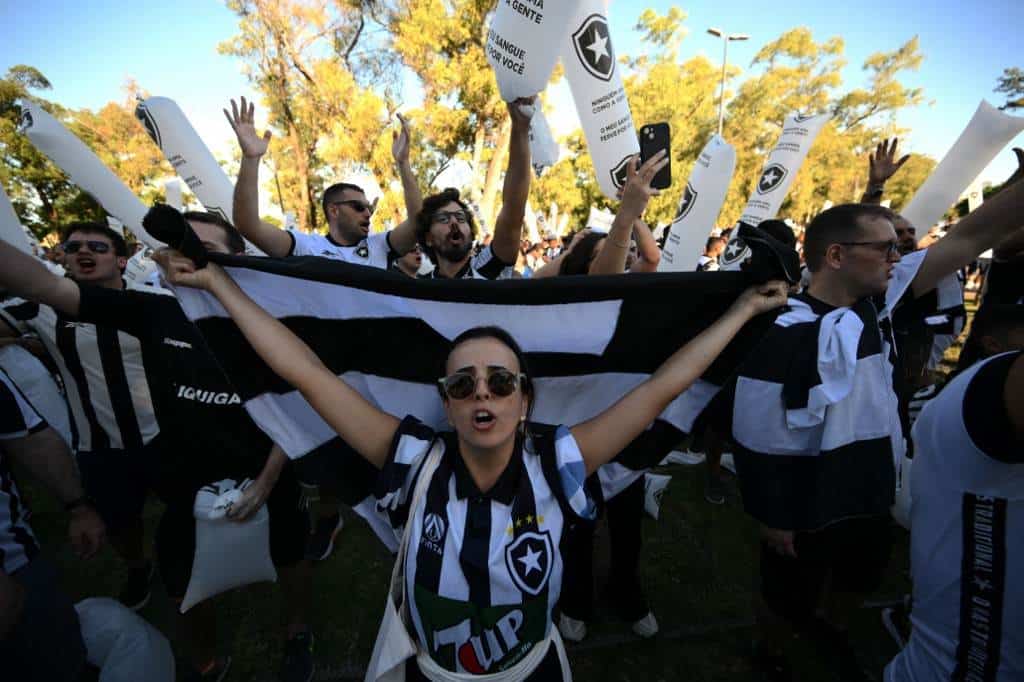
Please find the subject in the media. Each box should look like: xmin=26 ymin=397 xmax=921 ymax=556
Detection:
xmin=726 ymin=150 xmax=1024 ymax=681
xmin=224 ymin=97 xmax=420 ymax=267
xmin=0 ymin=215 xmax=317 ymax=682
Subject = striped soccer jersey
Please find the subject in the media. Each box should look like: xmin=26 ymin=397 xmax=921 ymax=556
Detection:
xmin=288 ymin=228 xmax=398 ymax=269
xmin=2 ymin=296 xmax=158 ymax=453
xmin=886 ymin=351 xmax=1023 ymax=682
xmin=376 ymin=416 xmax=595 ymax=675
xmin=725 ymin=250 xmax=928 ymax=531
xmin=0 ymin=368 xmax=44 ymax=574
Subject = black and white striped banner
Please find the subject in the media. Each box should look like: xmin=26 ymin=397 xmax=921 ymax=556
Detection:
xmin=172 ymin=256 xmax=769 ymax=467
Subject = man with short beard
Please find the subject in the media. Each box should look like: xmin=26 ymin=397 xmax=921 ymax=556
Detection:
xmin=416 ymin=100 xmax=533 ymax=279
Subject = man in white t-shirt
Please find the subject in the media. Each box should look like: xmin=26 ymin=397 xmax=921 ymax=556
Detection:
xmin=224 ymin=96 xmax=421 ymax=265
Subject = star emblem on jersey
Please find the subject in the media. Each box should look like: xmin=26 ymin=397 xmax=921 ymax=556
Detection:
xmin=674 ymin=183 xmax=697 ymax=223
xmin=356 ymin=244 xmax=369 ymax=259
xmin=423 ymin=513 xmax=446 ymax=545
xmin=504 ymin=530 xmax=552 ymax=596
xmin=611 ymin=155 xmax=632 ymax=191
xmin=756 ymin=163 xmax=788 ymax=195
xmin=572 ymin=14 xmax=616 ymax=81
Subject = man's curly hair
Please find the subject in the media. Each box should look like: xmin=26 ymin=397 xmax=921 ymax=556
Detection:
xmin=414 ymin=188 xmax=478 ymax=263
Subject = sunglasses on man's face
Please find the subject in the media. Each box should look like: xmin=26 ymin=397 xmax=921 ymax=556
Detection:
xmin=838 ymin=239 xmax=900 ymax=258
xmin=332 ymin=200 xmax=374 ymax=215
xmin=438 ymin=368 xmax=524 ymax=400
xmin=63 ymin=240 xmax=112 ymax=255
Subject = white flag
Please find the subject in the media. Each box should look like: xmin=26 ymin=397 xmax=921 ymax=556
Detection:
xmin=658 ymin=135 xmax=736 ymax=272
xmin=135 ymin=97 xmax=234 ymax=222
xmin=486 ymin=0 xmax=580 ymax=101
xmin=20 ymin=101 xmax=158 ymax=248
xmin=902 ymin=101 xmax=1024 ymax=230
xmin=0 ymin=183 xmax=32 ymax=254
xmin=737 ymin=112 xmax=831 ymax=228
xmin=563 ymin=0 xmax=640 ymax=200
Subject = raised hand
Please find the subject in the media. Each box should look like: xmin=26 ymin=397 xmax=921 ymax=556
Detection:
xmin=868 ymin=138 xmax=910 ymax=185
xmin=508 ymin=96 xmax=537 ymax=130
xmin=392 ymin=113 xmax=411 ymax=165
xmin=619 ymin=151 xmax=668 ymax=221
xmin=224 ymin=96 xmax=271 ymax=159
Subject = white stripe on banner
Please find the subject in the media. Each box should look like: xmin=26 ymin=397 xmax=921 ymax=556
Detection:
xmin=183 ymin=266 xmax=624 ymax=355
xmin=19 ymin=101 xmax=158 ymax=249
xmin=562 ymin=0 xmax=640 ymax=200
xmin=658 ymin=134 xmax=736 ymax=272
xmin=901 ymin=101 xmax=1024 ymax=231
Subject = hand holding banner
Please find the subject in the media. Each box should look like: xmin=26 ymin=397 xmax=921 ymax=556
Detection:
xmin=901 ymin=101 xmax=1024 ymax=231
xmin=563 ymin=0 xmax=640 ymax=200
xmin=20 ymin=101 xmax=158 ymax=248
xmin=658 ymin=135 xmax=736 ymax=272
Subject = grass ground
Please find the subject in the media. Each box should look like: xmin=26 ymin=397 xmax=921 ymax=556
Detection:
xmin=22 ymin=300 xmax=977 ymax=681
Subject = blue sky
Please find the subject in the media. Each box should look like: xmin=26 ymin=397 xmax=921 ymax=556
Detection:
xmin=2 ymin=0 xmax=1022 ymax=197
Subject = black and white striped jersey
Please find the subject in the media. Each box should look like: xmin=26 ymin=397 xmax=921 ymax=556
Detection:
xmin=0 ymin=368 xmax=43 ymax=574
xmin=375 ymin=416 xmax=594 ymax=674
xmin=886 ymin=351 xmax=1023 ymax=682
xmin=723 ymin=250 xmax=928 ymax=531
xmin=3 ymin=296 xmax=158 ymax=453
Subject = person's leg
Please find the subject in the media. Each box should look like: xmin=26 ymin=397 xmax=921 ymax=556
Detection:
xmin=270 ymin=464 xmax=316 ymax=682
xmin=155 ymin=503 xmax=226 ymax=677
xmin=556 ymin=518 xmax=595 ymax=641
xmin=76 ymin=449 xmax=153 ymax=609
xmin=606 ymin=477 xmax=654 ymax=633
xmin=704 ymin=428 xmax=727 ymax=505
xmin=1 ymin=554 xmax=88 ymax=682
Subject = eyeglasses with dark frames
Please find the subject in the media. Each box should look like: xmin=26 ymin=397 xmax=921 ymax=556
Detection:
xmin=331 ymin=200 xmax=374 ymax=215
xmin=838 ymin=239 xmax=900 ymax=257
xmin=438 ymin=368 xmax=524 ymax=400
xmin=432 ymin=211 xmax=469 ymax=226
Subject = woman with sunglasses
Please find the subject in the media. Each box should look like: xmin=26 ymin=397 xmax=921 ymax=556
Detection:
xmin=156 ymin=246 xmax=787 ymax=680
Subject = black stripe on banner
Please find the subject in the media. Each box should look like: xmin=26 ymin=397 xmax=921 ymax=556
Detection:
xmin=96 ymin=326 xmax=144 ymax=451
xmin=732 ymin=437 xmax=896 ymax=531
xmin=952 ymin=494 xmax=1007 ymax=682
xmin=55 ymin=315 xmax=109 ymax=451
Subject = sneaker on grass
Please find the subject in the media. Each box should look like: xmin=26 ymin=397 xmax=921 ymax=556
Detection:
xmin=280 ymin=631 xmax=315 ymax=682
xmin=119 ymin=560 xmax=154 ymax=611
xmin=305 ymin=511 xmax=344 ymax=562
xmin=632 ymin=611 xmax=659 ymax=638
xmin=557 ymin=613 xmax=587 ymax=643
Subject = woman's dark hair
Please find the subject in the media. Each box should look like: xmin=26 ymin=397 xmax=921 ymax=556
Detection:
xmin=415 ymin=188 xmax=478 ymax=263
xmin=438 ymin=326 xmax=535 ymax=420
xmin=559 ymin=232 xmax=606 ymax=276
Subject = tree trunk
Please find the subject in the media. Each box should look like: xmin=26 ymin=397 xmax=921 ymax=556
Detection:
xmin=477 ymin=119 xmax=511 ymax=234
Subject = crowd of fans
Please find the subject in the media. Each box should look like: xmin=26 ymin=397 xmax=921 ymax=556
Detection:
xmin=0 ymin=88 xmax=1022 ymax=682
